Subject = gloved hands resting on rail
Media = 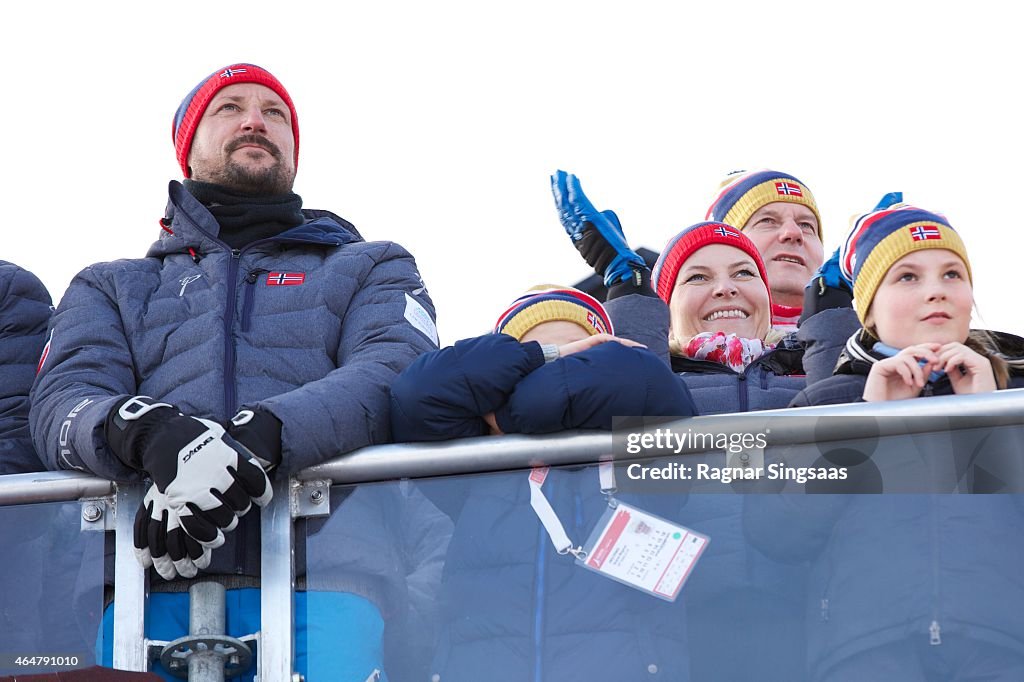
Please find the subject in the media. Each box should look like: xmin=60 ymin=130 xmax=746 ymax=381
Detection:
xmin=105 ymin=396 xmax=282 ymax=579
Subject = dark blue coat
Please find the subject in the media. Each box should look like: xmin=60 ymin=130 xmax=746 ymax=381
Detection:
xmin=599 ymin=292 xmax=810 ymax=678
xmin=796 ymin=306 xmax=861 ymax=387
xmin=0 ymin=260 xmax=52 ymax=473
xmin=30 ymin=181 xmax=439 ymax=581
xmin=755 ymin=331 xmax=1024 ymax=677
xmin=667 ymin=340 xmax=810 ymax=679
xmin=391 ymin=333 xmax=696 ymax=439
xmin=746 ymin=484 xmax=1024 ymax=678
xmin=790 ymin=329 xmax=1024 ymax=406
xmin=671 ymin=337 xmax=807 ymax=416
xmin=390 ymin=333 xmax=697 ymax=681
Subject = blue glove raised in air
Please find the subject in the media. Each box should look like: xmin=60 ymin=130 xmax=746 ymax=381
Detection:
xmin=873 ymin=191 xmax=903 ymax=211
xmin=800 ymin=191 xmax=904 ymax=323
xmin=810 ymin=191 xmax=904 ymax=293
xmin=551 ymin=170 xmax=647 ymax=287
xmin=810 ymin=247 xmax=851 ymax=292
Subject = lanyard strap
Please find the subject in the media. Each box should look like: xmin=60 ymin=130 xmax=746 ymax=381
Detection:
xmin=528 ymin=467 xmax=576 ymax=555
xmin=598 ymin=459 xmax=616 ymax=496
xmin=528 ymin=462 xmax=617 ymax=558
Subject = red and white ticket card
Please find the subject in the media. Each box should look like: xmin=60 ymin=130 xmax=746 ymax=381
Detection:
xmin=576 ymin=502 xmax=708 ymax=602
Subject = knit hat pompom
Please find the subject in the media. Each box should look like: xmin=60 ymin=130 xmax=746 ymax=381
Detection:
xmin=172 ymin=64 xmax=299 ymax=178
xmin=652 ymin=222 xmax=771 ymax=307
xmin=841 ymin=203 xmax=972 ymax=323
xmin=494 ymin=285 xmax=613 ymax=341
xmin=705 ymin=169 xmax=822 ymax=240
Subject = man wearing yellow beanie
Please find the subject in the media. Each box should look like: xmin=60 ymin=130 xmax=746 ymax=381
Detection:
xmin=706 ymin=169 xmax=825 ymax=331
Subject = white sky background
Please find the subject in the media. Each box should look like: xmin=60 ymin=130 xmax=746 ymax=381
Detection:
xmin=3 ymin=1 xmax=1021 ymax=345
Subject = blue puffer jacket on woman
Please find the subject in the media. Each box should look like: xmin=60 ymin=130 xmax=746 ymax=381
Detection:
xmin=671 ymin=340 xmax=810 ymax=680
xmin=671 ymin=335 xmax=807 ymax=414
xmin=607 ymin=295 xmax=810 ymax=680
xmin=391 ymin=332 xmax=698 ymax=682
xmin=0 ymin=260 xmax=52 ymax=474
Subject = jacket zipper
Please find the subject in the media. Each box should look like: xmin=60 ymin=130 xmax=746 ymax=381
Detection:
xmin=737 ymin=372 xmax=749 ymax=412
xmin=223 ymin=249 xmax=241 ymax=416
xmin=929 ymin=496 xmax=942 ymax=644
xmin=242 ymin=269 xmax=269 ymax=333
xmin=221 ymin=235 xmax=318 ymax=414
xmin=820 ymin=546 xmax=835 ymax=623
xmin=574 ymin=488 xmax=584 ymax=534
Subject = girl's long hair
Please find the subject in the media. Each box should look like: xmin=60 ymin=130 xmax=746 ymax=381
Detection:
xmin=965 ymin=330 xmax=1012 ymax=389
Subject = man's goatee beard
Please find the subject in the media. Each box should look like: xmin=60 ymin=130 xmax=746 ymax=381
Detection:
xmin=216 ymin=161 xmax=294 ymax=196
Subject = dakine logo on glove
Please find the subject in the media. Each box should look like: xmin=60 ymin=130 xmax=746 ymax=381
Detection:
xmin=182 ymin=435 xmax=216 ymax=463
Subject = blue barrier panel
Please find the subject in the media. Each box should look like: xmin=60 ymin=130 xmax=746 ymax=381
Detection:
xmin=0 ymin=501 xmax=104 ymax=675
xmin=302 ymin=481 xmax=452 ymax=682
xmin=297 ymin=412 xmax=1024 ymax=681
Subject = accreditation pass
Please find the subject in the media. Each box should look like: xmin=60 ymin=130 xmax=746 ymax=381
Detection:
xmin=576 ymin=502 xmax=708 ymax=602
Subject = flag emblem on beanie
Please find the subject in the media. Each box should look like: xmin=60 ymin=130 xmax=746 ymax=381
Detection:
xmin=266 ymin=272 xmax=305 ymax=286
xmin=841 ymin=203 xmax=971 ymax=324
xmin=704 ymin=169 xmax=822 ymax=239
xmin=653 ymin=221 xmax=771 ymax=306
xmin=586 ymin=312 xmax=608 ymax=335
xmin=173 ymin=63 xmax=299 ymax=178
xmin=775 ymin=181 xmax=803 ymax=196
xmin=910 ymin=225 xmax=942 ymax=241
xmin=494 ymin=285 xmax=614 ymax=341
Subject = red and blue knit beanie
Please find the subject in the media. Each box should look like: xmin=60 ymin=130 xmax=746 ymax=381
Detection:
xmin=652 ymin=222 xmax=771 ymax=306
xmin=840 ymin=203 xmax=971 ymax=323
xmin=494 ymin=285 xmax=613 ymax=341
xmin=172 ymin=64 xmax=299 ymax=178
xmin=705 ymin=169 xmax=822 ymax=240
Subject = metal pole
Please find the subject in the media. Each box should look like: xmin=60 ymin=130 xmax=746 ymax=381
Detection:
xmin=298 ymin=389 xmax=1024 ymax=485
xmin=259 ymin=475 xmax=296 ymax=681
xmin=112 ymin=483 xmax=148 ymax=671
xmin=188 ymin=582 xmax=226 ymax=682
xmin=0 ymin=470 xmax=114 ymax=506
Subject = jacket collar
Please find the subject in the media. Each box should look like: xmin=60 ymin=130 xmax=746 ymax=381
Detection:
xmin=147 ymin=180 xmax=362 ymax=258
xmin=835 ymin=328 xmax=1024 ymax=380
xmin=835 ymin=329 xmax=879 ymax=375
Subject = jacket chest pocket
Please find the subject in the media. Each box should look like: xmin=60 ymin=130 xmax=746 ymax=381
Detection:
xmin=236 ymin=271 xmax=339 ymax=355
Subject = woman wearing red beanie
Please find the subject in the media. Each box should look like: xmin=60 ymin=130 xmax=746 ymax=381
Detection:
xmin=553 ymin=172 xmax=809 ymax=681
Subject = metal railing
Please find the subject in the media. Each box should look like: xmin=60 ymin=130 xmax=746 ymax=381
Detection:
xmin=2 ymin=388 xmax=1023 ymax=680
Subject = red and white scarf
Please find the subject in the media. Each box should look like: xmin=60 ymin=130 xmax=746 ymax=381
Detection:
xmin=683 ymin=332 xmax=772 ymax=373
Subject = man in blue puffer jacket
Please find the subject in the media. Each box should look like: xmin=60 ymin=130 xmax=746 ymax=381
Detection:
xmin=30 ymin=63 xmax=440 ymax=681
xmin=0 ymin=260 xmax=51 ymax=473
xmin=391 ymin=286 xmax=699 ymax=682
